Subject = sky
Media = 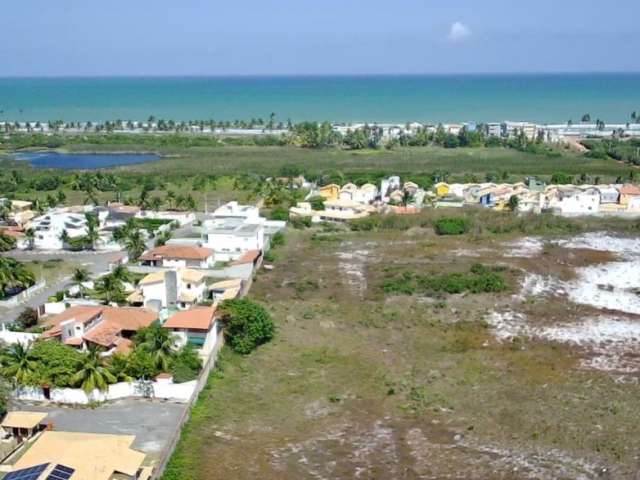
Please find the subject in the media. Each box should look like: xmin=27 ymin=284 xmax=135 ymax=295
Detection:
xmin=1 ymin=0 xmax=639 ymax=76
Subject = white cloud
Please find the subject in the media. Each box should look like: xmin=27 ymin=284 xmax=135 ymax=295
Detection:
xmin=447 ymin=21 xmax=471 ymax=42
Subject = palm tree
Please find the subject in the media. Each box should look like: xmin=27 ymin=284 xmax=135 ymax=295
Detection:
xmin=111 ymin=265 xmax=132 ymax=283
xmin=124 ymin=229 xmax=146 ymax=260
xmin=1 ymin=343 xmax=37 ymax=386
xmin=58 ymin=229 xmax=70 ymax=249
xmin=149 ymin=197 xmax=163 ymax=212
xmin=136 ymin=325 xmax=175 ymax=371
xmin=72 ymin=346 xmax=116 ymax=393
xmin=0 ymin=257 xmax=36 ymax=299
xmin=94 ymin=274 xmax=125 ymax=305
xmin=72 ymin=267 xmax=90 ymax=298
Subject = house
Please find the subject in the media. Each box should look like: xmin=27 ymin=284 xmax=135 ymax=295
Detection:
xmin=596 ymin=186 xmax=620 ymax=204
xmin=618 ymin=184 xmax=640 ymax=208
xmin=163 ymin=306 xmax=220 ymax=354
xmin=380 ymin=176 xmax=401 ymax=198
xmin=338 ymin=183 xmax=358 ymax=201
xmin=129 ymin=268 xmax=206 ymax=311
xmin=139 ymin=245 xmax=215 ymax=269
xmin=42 ymin=306 xmax=157 ymax=354
xmin=403 ymin=181 xmax=419 ymax=197
xmin=26 ymin=208 xmax=107 ymax=250
xmin=434 ymin=182 xmax=450 ymax=197
xmin=318 ymin=184 xmax=340 ymax=201
xmin=1 ymin=411 xmax=48 ymax=442
xmin=201 ymin=218 xmax=264 ymax=262
xmin=389 ymin=190 xmax=405 ymax=204
xmin=525 ymin=177 xmax=546 ymax=192
xmin=548 ymin=187 xmax=600 ymax=215
xmin=8 ymin=431 xmax=146 ymax=480
xmin=211 ymin=201 xmax=261 ymax=223
xmin=315 ymin=199 xmax=375 ymax=222
xmin=289 ymin=202 xmax=314 ymax=219
xmin=356 ymin=183 xmax=378 ymax=204
xmin=208 ymin=278 xmax=243 ymax=303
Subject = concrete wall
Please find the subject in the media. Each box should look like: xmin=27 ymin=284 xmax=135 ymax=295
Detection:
xmin=14 ymin=379 xmax=196 ymax=405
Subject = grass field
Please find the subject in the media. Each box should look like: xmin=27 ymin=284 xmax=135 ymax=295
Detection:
xmin=163 ymin=218 xmax=640 ymax=480
xmin=84 ymin=144 xmax=637 ymax=181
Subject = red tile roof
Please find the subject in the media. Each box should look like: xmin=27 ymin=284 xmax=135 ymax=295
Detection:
xmin=163 ymin=307 xmax=216 ymax=331
xmin=619 ymin=184 xmax=640 ymax=196
xmin=231 ymin=249 xmax=261 ymax=265
xmin=139 ymin=245 xmax=214 ymax=261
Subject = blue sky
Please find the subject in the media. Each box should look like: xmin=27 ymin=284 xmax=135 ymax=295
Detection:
xmin=1 ymin=0 xmax=639 ymax=76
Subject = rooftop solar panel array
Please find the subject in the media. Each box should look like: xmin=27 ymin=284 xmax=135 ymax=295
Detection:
xmin=46 ymin=464 xmax=75 ymax=480
xmin=3 ymin=463 xmax=49 ymax=480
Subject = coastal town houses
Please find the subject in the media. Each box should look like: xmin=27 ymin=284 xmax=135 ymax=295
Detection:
xmin=41 ymin=305 xmax=157 ymax=354
xmin=127 ymin=268 xmax=206 ymax=311
xmin=139 ymin=244 xmax=215 ymax=269
xmin=162 ymin=306 xmax=220 ymax=355
xmin=201 ymin=219 xmax=264 ymax=262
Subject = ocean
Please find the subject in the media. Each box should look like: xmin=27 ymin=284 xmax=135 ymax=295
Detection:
xmin=0 ymin=74 xmax=638 ymax=124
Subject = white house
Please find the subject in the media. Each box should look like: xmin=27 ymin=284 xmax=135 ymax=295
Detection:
xmin=211 ymin=201 xmax=262 ymax=223
xmin=315 ymin=199 xmax=375 ymax=222
xmin=27 ymin=210 xmax=91 ymax=250
xmin=163 ymin=306 xmax=220 ymax=355
xmin=139 ymin=244 xmax=215 ymax=269
xmin=548 ymin=188 xmax=600 ymax=215
xmin=129 ymin=268 xmax=206 ymax=311
xmin=201 ymin=218 xmax=264 ymax=262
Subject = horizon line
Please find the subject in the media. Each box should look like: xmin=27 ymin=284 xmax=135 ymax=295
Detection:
xmin=1 ymin=71 xmax=640 ymax=79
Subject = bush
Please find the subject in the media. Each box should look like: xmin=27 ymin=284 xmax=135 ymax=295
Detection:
xmin=269 ymin=208 xmax=289 ymax=221
xmin=434 ymin=217 xmax=471 ymax=235
xmin=271 ymin=231 xmax=285 ymax=247
xmin=0 ymin=233 xmax=16 ymax=252
xmin=16 ymin=307 xmax=38 ymax=329
xmin=171 ymin=345 xmax=202 ymax=383
xmin=220 ymin=299 xmax=274 ymax=354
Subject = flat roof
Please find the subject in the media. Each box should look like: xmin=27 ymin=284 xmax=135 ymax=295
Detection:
xmin=11 ymin=431 xmax=146 ymax=480
xmin=1 ymin=411 xmax=48 ymax=429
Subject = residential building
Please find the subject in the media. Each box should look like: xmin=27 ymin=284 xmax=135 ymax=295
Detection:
xmin=618 ymin=184 xmax=640 ymax=207
xmin=163 ymin=306 xmax=220 ymax=354
xmin=318 ymin=184 xmax=340 ymax=201
xmin=208 ymin=278 xmax=243 ymax=303
xmin=486 ymin=122 xmax=502 ymax=137
xmin=139 ymin=245 xmax=215 ymax=269
xmin=1 ymin=411 xmax=48 ymax=442
xmin=211 ymin=201 xmax=261 ymax=223
xmin=8 ymin=431 xmax=146 ymax=480
xmin=315 ymin=199 xmax=375 ymax=222
xmin=548 ymin=187 xmax=600 ymax=215
xmin=201 ymin=218 xmax=264 ymax=262
xmin=42 ymin=305 xmax=157 ymax=354
xmin=434 ymin=182 xmax=450 ymax=197
xmin=597 ymin=186 xmax=620 ymax=204
xmin=128 ymin=268 xmax=206 ymax=311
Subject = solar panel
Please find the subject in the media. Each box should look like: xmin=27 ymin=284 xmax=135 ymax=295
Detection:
xmin=46 ymin=464 xmax=75 ymax=480
xmin=3 ymin=463 xmax=49 ymax=480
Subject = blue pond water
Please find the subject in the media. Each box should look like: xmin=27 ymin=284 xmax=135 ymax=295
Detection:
xmin=15 ymin=151 xmax=161 ymax=169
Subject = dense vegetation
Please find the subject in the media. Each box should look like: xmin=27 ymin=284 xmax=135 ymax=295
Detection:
xmin=219 ymin=299 xmax=275 ymax=355
xmin=0 ymin=256 xmax=36 ymax=299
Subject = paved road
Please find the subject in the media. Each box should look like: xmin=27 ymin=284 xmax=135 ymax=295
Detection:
xmin=12 ymin=399 xmax=186 ymax=457
xmin=0 ymin=250 xmax=118 ymax=325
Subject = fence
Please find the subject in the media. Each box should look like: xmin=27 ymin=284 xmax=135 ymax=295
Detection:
xmin=151 ymin=334 xmax=225 ymax=479
xmin=0 ymin=281 xmax=46 ymax=308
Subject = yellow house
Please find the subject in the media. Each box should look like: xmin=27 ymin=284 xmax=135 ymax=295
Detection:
xmin=319 ymin=184 xmax=340 ymax=201
xmin=434 ymin=182 xmax=450 ymax=197
xmin=618 ymin=184 xmax=640 ymax=207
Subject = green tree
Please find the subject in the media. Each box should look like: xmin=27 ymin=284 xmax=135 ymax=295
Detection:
xmin=0 ymin=343 xmax=37 ymax=386
xmin=95 ymin=274 xmax=126 ymax=304
xmin=72 ymin=267 xmax=90 ymax=298
xmin=507 ymin=195 xmax=520 ymax=211
xmin=220 ymin=299 xmax=274 ymax=354
xmin=0 ymin=232 xmax=16 ymax=252
xmin=135 ymin=325 xmax=175 ymax=371
xmin=124 ymin=229 xmax=146 ymax=260
xmin=72 ymin=346 xmax=116 ymax=393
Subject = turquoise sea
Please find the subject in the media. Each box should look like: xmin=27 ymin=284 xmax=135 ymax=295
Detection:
xmin=0 ymin=74 xmax=639 ymax=124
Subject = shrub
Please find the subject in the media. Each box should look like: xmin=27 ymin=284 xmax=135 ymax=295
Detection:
xmin=16 ymin=307 xmax=38 ymax=329
xmin=171 ymin=345 xmax=202 ymax=383
xmin=269 ymin=208 xmax=289 ymax=221
xmin=434 ymin=217 xmax=471 ymax=235
xmin=220 ymin=299 xmax=275 ymax=354
xmin=271 ymin=231 xmax=285 ymax=247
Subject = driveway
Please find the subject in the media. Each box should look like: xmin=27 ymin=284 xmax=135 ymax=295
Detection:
xmin=12 ymin=399 xmax=186 ymax=458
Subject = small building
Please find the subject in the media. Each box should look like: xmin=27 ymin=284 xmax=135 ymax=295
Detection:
xmin=618 ymin=184 xmax=640 ymax=207
xmin=338 ymin=183 xmax=358 ymax=201
xmin=356 ymin=183 xmax=378 ymax=204
xmin=1 ymin=411 xmax=48 ymax=442
xmin=315 ymin=199 xmax=375 ymax=222
xmin=434 ymin=182 xmax=450 ymax=197
xmin=486 ymin=122 xmax=502 ymax=137
xmin=208 ymin=278 xmax=243 ymax=303
xmin=211 ymin=201 xmax=262 ymax=223
xmin=8 ymin=431 xmax=146 ymax=480
xmin=596 ymin=186 xmax=620 ymax=204
xmin=319 ymin=184 xmax=340 ymax=201
xmin=139 ymin=245 xmax=215 ymax=269
xmin=129 ymin=268 xmax=206 ymax=311
xmin=201 ymin=218 xmax=264 ymax=262
xmin=163 ymin=306 xmax=220 ymax=354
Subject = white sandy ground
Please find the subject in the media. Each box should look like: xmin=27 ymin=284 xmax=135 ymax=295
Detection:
xmin=486 ymin=311 xmax=640 ymax=374
xmin=337 ymin=241 xmax=377 ymax=298
xmin=502 ymin=237 xmax=545 ymax=258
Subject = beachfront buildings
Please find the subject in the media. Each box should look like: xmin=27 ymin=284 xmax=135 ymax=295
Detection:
xmin=41 ymin=305 xmax=157 ymax=354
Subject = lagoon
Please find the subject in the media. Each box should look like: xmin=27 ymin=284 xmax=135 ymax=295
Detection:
xmin=16 ymin=152 xmax=161 ymax=169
